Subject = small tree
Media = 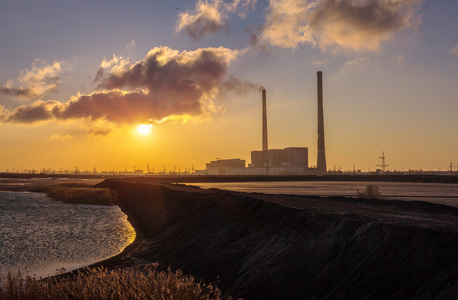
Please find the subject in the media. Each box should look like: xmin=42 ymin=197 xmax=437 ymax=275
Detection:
xmin=357 ymin=185 xmax=381 ymax=199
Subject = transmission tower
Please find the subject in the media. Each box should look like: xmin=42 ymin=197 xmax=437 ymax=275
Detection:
xmin=376 ymin=151 xmax=389 ymax=172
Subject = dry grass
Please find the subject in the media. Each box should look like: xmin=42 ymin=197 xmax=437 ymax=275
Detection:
xmin=46 ymin=186 xmax=116 ymax=206
xmin=0 ymin=265 xmax=230 ymax=300
xmin=357 ymin=185 xmax=382 ymax=199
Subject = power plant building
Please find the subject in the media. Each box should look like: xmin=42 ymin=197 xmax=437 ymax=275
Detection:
xmin=250 ymin=148 xmax=308 ymax=172
xmin=205 ymin=158 xmax=246 ymax=175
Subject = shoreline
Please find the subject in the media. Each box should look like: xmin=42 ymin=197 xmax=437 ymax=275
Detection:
xmin=2 ymin=178 xmax=458 ymax=298
xmin=82 ymin=201 xmax=144 ymax=271
xmin=0 ymin=187 xmax=136 ymax=278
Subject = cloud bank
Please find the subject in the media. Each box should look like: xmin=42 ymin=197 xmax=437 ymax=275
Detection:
xmin=1 ymin=46 xmax=259 ymax=125
xmin=0 ymin=61 xmax=63 ymax=98
xmin=178 ymin=0 xmax=424 ymax=51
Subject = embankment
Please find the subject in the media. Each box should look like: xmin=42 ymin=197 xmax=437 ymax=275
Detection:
xmin=97 ymin=179 xmax=458 ymax=299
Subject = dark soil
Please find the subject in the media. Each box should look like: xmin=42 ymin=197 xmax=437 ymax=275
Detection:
xmin=91 ymin=179 xmax=458 ymax=300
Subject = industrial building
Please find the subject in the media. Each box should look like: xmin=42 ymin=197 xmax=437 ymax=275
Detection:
xmin=203 ymin=71 xmax=327 ymax=175
xmin=205 ymin=158 xmax=246 ymax=175
xmin=248 ymin=148 xmax=309 ymax=175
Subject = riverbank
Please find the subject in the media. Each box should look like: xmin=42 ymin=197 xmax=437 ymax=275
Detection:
xmin=86 ymin=178 xmax=458 ymax=299
xmin=2 ymin=177 xmax=458 ymax=298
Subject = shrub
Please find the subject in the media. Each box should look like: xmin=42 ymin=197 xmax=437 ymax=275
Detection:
xmin=357 ymin=185 xmax=381 ymax=199
xmin=0 ymin=265 xmax=230 ymax=300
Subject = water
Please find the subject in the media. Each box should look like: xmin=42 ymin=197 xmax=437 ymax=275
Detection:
xmin=191 ymin=181 xmax=458 ymax=208
xmin=0 ymin=191 xmax=135 ymax=278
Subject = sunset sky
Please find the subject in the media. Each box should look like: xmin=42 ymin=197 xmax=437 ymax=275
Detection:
xmin=1 ymin=0 xmax=457 ymax=173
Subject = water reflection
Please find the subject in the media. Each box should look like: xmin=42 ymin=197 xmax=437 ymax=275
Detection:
xmin=0 ymin=191 xmax=135 ymax=278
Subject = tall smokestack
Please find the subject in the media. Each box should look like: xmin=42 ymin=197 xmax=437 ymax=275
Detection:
xmin=262 ymin=89 xmax=268 ymax=152
xmin=317 ymin=71 xmax=327 ymax=174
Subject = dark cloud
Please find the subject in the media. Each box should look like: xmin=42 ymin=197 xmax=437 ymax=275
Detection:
xmin=177 ymin=0 xmax=225 ymax=41
xmin=0 ymin=87 xmax=33 ymax=97
xmin=183 ymin=14 xmax=226 ymax=41
xmin=5 ymin=100 xmax=60 ymax=124
xmin=221 ymin=76 xmax=264 ymax=96
xmin=308 ymin=0 xmax=424 ymax=51
xmin=55 ymin=90 xmax=202 ymax=124
xmin=96 ymin=47 xmax=231 ymax=93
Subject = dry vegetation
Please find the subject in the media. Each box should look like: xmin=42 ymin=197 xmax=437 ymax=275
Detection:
xmin=0 ymin=265 xmax=230 ymax=300
xmin=46 ymin=186 xmax=116 ymax=206
xmin=357 ymin=185 xmax=382 ymax=199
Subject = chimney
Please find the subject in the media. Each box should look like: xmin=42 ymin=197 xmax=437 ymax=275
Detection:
xmin=262 ymin=89 xmax=268 ymax=152
xmin=317 ymin=71 xmax=327 ymax=174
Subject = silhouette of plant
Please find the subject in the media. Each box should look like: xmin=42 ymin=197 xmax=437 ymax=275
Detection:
xmin=357 ymin=185 xmax=381 ymax=199
xmin=0 ymin=264 xmax=229 ymax=299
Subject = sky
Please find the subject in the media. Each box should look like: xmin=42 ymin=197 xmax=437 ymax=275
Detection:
xmin=1 ymin=0 xmax=457 ymax=173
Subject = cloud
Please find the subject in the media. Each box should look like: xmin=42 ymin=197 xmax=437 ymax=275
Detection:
xmin=312 ymin=59 xmax=329 ymax=65
xmin=49 ymin=134 xmax=74 ymax=141
xmin=177 ymin=0 xmax=226 ymax=41
xmin=126 ymin=40 xmax=137 ymax=49
xmin=220 ymin=76 xmax=264 ymax=95
xmin=0 ymin=105 xmax=8 ymax=122
xmin=261 ymin=0 xmax=315 ymax=49
xmin=4 ymin=100 xmax=61 ymax=124
xmin=344 ymin=57 xmax=367 ymax=67
xmin=261 ymin=0 xmax=424 ymax=51
xmin=224 ymin=0 xmax=257 ymax=18
xmin=0 ymin=61 xmax=64 ymax=98
xmin=451 ymin=44 xmax=458 ymax=55
xmin=2 ymin=46 xmax=259 ymax=125
xmin=0 ymin=86 xmax=32 ymax=97
xmin=177 ymin=0 xmax=257 ymax=40
xmin=94 ymin=55 xmax=130 ymax=83
xmin=395 ymin=54 xmax=404 ymax=65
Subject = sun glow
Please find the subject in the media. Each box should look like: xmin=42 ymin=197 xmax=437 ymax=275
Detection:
xmin=136 ymin=124 xmax=152 ymax=135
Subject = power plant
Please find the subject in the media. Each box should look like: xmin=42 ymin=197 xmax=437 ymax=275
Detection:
xmin=204 ymin=72 xmax=327 ymax=175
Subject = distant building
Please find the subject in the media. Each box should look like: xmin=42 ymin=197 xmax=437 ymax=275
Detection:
xmin=205 ymin=158 xmax=246 ymax=175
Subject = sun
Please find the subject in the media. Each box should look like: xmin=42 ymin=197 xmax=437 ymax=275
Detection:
xmin=136 ymin=124 xmax=152 ymax=135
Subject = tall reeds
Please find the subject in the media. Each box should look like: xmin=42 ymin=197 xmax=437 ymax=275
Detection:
xmin=46 ymin=186 xmax=116 ymax=205
xmin=0 ymin=264 xmax=230 ymax=299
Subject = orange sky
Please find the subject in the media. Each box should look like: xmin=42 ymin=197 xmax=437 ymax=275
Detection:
xmin=1 ymin=1 xmax=458 ymax=173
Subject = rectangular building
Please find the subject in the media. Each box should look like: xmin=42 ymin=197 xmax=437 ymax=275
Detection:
xmin=250 ymin=147 xmax=308 ymax=170
xmin=206 ymin=158 xmax=246 ymax=175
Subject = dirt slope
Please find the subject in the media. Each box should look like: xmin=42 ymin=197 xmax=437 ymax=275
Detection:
xmin=96 ymin=179 xmax=458 ymax=299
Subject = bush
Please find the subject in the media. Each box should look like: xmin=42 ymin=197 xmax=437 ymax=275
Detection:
xmin=357 ymin=185 xmax=381 ymax=199
xmin=0 ymin=265 xmax=230 ymax=300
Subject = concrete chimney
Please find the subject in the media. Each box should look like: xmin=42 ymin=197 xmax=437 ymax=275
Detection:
xmin=317 ymin=71 xmax=327 ymax=174
xmin=262 ymin=89 xmax=268 ymax=152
